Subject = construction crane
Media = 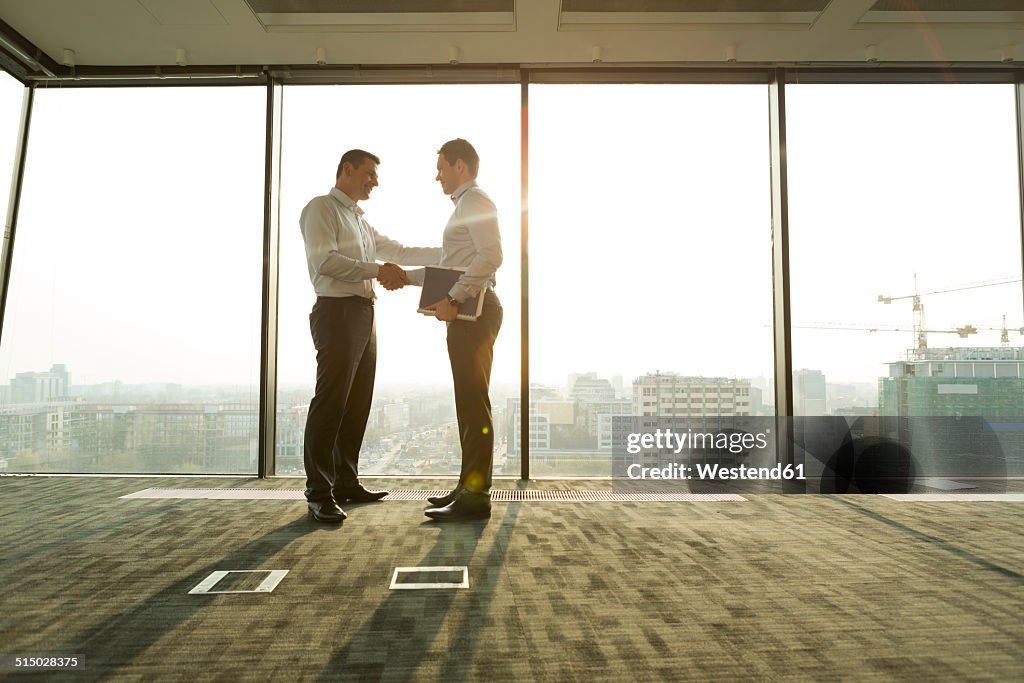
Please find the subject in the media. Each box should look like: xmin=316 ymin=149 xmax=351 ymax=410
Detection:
xmin=1000 ymin=314 xmax=1024 ymax=345
xmin=795 ymin=316 xmax=1024 ymax=351
xmin=795 ymin=321 xmax=978 ymax=337
xmin=877 ymin=274 xmax=1022 ymax=355
xmin=973 ymin=314 xmax=1024 ymax=346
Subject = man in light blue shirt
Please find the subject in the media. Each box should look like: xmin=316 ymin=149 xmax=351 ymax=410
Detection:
xmin=300 ymin=149 xmax=440 ymax=523
xmin=387 ymin=139 xmax=503 ymax=520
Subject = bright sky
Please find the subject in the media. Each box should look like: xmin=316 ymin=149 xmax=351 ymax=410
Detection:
xmin=787 ymin=84 xmax=1022 ymax=383
xmin=276 ymin=84 xmax=521 ymax=393
xmin=530 ymin=84 xmax=774 ymax=384
xmin=0 ymin=78 xmax=1020 ymax=396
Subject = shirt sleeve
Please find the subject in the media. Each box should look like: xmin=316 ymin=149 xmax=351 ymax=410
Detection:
xmin=301 ymin=198 xmax=379 ymax=281
xmin=405 ymin=268 xmax=426 ymax=287
xmin=450 ymin=190 xmax=503 ymax=302
xmin=369 ymin=225 xmax=443 ymax=266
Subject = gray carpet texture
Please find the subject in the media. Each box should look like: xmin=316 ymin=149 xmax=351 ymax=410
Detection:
xmin=0 ymin=476 xmax=1021 ymax=682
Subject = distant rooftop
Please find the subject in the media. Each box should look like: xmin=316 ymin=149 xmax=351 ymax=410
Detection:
xmin=892 ymin=347 xmax=1024 ymax=363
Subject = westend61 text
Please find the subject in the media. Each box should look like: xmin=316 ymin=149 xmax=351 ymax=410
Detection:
xmin=626 ymin=463 xmax=805 ymax=481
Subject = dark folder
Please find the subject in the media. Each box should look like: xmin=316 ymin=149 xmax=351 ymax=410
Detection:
xmin=417 ymin=266 xmax=485 ymax=322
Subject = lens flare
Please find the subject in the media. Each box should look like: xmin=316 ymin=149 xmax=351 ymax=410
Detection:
xmin=465 ymin=471 xmax=485 ymax=491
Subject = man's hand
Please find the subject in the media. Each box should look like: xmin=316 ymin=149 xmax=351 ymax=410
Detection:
xmin=427 ymin=298 xmax=459 ymax=322
xmin=377 ymin=263 xmax=409 ymax=291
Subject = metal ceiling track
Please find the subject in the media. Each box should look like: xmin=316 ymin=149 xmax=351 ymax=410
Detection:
xmin=0 ymin=12 xmax=1020 ymax=89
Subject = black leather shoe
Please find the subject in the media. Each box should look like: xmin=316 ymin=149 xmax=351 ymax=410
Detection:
xmin=308 ymin=500 xmax=346 ymax=523
xmin=335 ymin=485 xmax=388 ymax=503
xmin=426 ymin=487 xmax=461 ymax=507
xmin=425 ymin=492 xmax=491 ymax=521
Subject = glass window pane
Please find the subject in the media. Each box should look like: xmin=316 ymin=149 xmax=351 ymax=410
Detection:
xmin=787 ymin=84 xmax=1023 ymax=419
xmin=527 ymin=84 xmax=775 ymax=476
xmin=276 ymin=84 xmax=521 ymax=477
xmin=0 ymin=87 xmax=266 ymax=473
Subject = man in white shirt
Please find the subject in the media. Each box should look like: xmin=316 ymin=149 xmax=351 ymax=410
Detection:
xmin=300 ymin=149 xmax=440 ymax=523
xmin=388 ymin=139 xmax=503 ymax=520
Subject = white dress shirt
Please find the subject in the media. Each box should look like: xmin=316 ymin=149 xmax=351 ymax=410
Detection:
xmin=408 ymin=180 xmax=503 ymax=303
xmin=300 ymin=187 xmax=441 ymax=299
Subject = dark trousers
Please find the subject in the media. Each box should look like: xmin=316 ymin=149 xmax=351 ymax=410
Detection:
xmin=447 ymin=291 xmax=503 ymax=494
xmin=303 ymin=296 xmax=375 ymax=504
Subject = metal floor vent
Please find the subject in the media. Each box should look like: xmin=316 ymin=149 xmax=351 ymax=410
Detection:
xmin=189 ymin=569 xmax=288 ymax=595
xmin=390 ymin=566 xmax=469 ymax=590
xmin=881 ymin=493 xmax=1024 ymax=502
xmin=121 ymin=488 xmax=304 ymax=500
xmin=121 ymin=488 xmax=746 ymax=502
xmin=491 ymin=490 xmax=745 ymax=502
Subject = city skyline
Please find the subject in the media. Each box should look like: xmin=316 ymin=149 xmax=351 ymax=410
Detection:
xmin=4 ymin=348 xmax=1020 ymax=479
xmin=8 ymin=346 xmax=1013 ymax=418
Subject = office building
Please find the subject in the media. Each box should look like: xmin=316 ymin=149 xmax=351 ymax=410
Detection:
xmin=880 ymin=347 xmax=1024 ymax=417
xmin=794 ymin=368 xmax=826 ymax=416
xmin=9 ymin=363 xmax=70 ymax=404
xmin=633 ymin=372 xmax=753 ymax=417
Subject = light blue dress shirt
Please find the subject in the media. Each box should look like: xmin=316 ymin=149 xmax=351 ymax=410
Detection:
xmin=409 ymin=180 xmax=503 ymax=303
xmin=300 ymin=187 xmax=441 ymax=299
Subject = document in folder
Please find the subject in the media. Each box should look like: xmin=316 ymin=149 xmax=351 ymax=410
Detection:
xmin=417 ymin=266 xmax=485 ymax=322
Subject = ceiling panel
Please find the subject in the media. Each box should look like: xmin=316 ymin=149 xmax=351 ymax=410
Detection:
xmin=245 ymin=0 xmax=516 ymax=31
xmin=248 ymin=0 xmax=512 ymax=10
xmin=562 ymin=0 xmax=829 ymax=9
xmin=860 ymin=0 xmax=1024 ymax=26
xmin=559 ymin=0 xmax=833 ymax=30
xmin=138 ymin=0 xmax=229 ymax=26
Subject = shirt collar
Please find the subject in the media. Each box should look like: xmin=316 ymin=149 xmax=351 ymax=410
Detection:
xmin=330 ymin=187 xmax=364 ymax=216
xmin=451 ymin=179 xmax=477 ymax=204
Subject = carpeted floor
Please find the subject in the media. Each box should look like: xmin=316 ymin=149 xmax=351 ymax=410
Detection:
xmin=0 ymin=476 xmax=1021 ymax=681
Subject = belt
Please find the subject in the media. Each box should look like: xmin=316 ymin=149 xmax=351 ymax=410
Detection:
xmin=316 ymin=295 xmax=374 ymax=306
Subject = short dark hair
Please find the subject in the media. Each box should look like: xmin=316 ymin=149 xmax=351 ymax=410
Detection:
xmin=336 ymin=149 xmax=380 ymax=178
xmin=437 ymin=138 xmax=479 ymax=178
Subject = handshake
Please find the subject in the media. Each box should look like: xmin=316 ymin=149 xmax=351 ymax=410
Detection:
xmin=376 ymin=261 xmax=458 ymax=321
xmin=377 ymin=263 xmax=409 ymax=291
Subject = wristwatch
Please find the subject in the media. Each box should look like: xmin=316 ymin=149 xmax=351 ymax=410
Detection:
xmin=446 ymin=295 xmax=460 ymax=306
